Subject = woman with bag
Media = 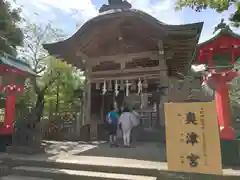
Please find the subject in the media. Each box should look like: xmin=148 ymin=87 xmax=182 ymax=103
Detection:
xmin=118 ymin=107 xmax=135 ymax=147
xmin=131 ymin=107 xmax=140 ymax=144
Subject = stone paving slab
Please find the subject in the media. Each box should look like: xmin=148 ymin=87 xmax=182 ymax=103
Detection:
xmin=0 ymin=153 xmax=166 ymax=170
xmin=74 ymin=142 xmax=166 ymax=162
xmin=12 ymin=166 xmax=157 ymax=180
xmin=1 ymin=175 xmax=53 ymax=180
xmin=1 ymin=153 xmax=240 ymax=177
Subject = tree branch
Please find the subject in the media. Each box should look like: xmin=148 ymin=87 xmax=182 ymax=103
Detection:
xmin=41 ymin=75 xmax=59 ymax=93
xmin=31 ymin=78 xmax=41 ymax=94
xmin=36 ymin=66 xmax=46 ymax=74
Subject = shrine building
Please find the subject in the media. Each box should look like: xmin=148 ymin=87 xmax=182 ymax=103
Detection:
xmin=43 ymin=0 xmax=212 ymax=140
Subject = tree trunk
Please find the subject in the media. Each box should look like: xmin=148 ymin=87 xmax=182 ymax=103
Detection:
xmin=35 ymin=92 xmax=45 ymax=122
xmin=55 ymin=82 xmax=60 ymax=113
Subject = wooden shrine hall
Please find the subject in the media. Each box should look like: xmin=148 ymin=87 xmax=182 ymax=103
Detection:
xmin=43 ymin=0 xmax=212 ymax=140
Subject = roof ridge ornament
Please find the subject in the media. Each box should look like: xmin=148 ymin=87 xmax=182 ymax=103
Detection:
xmin=99 ymin=0 xmax=132 ymax=13
xmin=213 ymin=18 xmax=232 ymax=34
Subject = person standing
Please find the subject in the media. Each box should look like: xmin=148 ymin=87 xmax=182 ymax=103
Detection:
xmin=118 ymin=107 xmax=135 ymax=147
xmin=106 ymin=106 xmax=119 ymax=147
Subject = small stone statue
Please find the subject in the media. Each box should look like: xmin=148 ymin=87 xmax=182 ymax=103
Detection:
xmin=108 ymin=0 xmax=122 ymax=5
xmin=99 ymin=0 xmax=132 ymax=13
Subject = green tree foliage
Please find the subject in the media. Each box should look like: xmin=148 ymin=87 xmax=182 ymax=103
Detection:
xmin=18 ymin=21 xmax=83 ymax=121
xmin=175 ymin=0 xmax=240 ymax=27
xmin=0 ymin=0 xmax=23 ymax=55
xmin=229 ymin=60 xmax=240 ymax=116
xmin=43 ymin=57 xmax=84 ymax=114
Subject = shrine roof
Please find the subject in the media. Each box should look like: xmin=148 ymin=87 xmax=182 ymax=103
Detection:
xmin=0 ymin=52 xmax=37 ymax=76
xmin=198 ymin=27 xmax=240 ymax=48
xmin=43 ymin=8 xmax=203 ymax=76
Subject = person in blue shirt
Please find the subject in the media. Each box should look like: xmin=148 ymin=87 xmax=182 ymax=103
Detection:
xmin=106 ymin=105 xmax=119 ymax=147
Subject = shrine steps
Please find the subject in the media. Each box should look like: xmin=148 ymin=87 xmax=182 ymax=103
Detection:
xmin=0 ymin=155 xmax=159 ymax=180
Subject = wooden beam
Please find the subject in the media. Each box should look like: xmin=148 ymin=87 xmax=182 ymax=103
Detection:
xmin=90 ymin=67 xmax=168 ymax=82
xmin=88 ymin=51 xmax=162 ymax=66
xmin=91 ymin=65 xmax=167 ymax=76
xmin=168 ymin=31 xmax=198 ymax=36
xmin=90 ymin=73 xmax=167 ymax=82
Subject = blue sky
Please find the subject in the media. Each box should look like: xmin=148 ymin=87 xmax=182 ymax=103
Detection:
xmin=12 ymin=0 xmax=237 ymax=43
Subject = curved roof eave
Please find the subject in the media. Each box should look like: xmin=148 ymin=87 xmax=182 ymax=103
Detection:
xmin=70 ymin=8 xmax=168 ymax=42
xmin=43 ymin=8 xmax=204 ymax=73
xmin=198 ymin=28 xmax=240 ymax=48
xmin=43 ymin=8 xmax=167 ymax=49
xmin=191 ymin=28 xmax=240 ymax=65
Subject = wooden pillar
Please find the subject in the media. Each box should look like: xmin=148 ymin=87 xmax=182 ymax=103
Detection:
xmin=159 ymin=72 xmax=168 ymax=126
xmin=101 ymin=94 xmax=105 ymax=122
xmin=86 ymin=80 xmax=91 ymax=124
xmin=82 ymin=78 xmax=91 ymax=125
xmin=215 ymin=82 xmax=235 ymax=140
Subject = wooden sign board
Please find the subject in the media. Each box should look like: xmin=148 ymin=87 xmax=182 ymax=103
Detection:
xmin=164 ymin=102 xmax=222 ymax=175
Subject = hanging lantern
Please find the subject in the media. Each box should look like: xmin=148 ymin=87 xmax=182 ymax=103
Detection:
xmin=131 ymin=80 xmax=136 ymax=91
xmin=120 ymin=80 xmax=124 ymax=90
xmin=137 ymin=79 xmax=142 ymax=95
xmin=114 ymin=80 xmax=119 ymax=97
xmin=102 ymin=81 xmax=107 ymax=95
xmin=143 ymin=79 xmax=148 ymax=89
xmin=96 ymin=82 xmax=100 ymax=90
xmin=108 ymin=80 xmax=112 ymax=91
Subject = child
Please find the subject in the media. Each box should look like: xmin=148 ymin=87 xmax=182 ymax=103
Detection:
xmin=105 ymin=106 xmax=119 ymax=147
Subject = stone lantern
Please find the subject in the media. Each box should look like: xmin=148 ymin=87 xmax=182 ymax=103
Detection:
xmin=196 ymin=21 xmax=240 ymax=140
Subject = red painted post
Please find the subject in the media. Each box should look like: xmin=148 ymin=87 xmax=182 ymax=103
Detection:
xmin=3 ymin=95 xmax=16 ymax=134
xmin=215 ymin=81 xmax=235 ymax=140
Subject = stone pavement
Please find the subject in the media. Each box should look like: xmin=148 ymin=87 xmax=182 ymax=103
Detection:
xmin=0 ymin=141 xmax=240 ymax=179
xmin=42 ymin=140 xmax=166 ymax=162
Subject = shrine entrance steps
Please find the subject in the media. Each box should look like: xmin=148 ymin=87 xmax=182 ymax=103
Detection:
xmin=0 ymin=141 xmax=240 ymax=180
xmin=0 ymin=141 xmax=165 ymax=180
xmin=0 ymin=154 xmax=161 ymax=180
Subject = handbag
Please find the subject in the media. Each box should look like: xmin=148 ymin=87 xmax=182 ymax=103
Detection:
xmin=119 ymin=123 xmax=122 ymax=131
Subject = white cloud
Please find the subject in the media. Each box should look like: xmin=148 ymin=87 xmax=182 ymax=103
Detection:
xmin=14 ymin=0 xmax=184 ymax=30
xmin=13 ymin=0 xmax=231 ymax=43
xmin=34 ymin=0 xmax=98 ymax=22
xmin=129 ymin=0 xmax=184 ymax=24
xmin=14 ymin=0 xmax=98 ymax=27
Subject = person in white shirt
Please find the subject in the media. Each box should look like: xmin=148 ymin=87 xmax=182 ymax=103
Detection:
xmin=132 ymin=108 xmax=140 ymax=126
xmin=131 ymin=108 xmax=140 ymax=143
xmin=118 ymin=107 xmax=135 ymax=147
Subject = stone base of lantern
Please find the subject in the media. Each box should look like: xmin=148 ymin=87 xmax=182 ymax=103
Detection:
xmin=220 ymin=126 xmax=235 ymax=140
xmin=6 ymin=145 xmax=44 ymax=154
xmin=7 ymin=117 xmax=44 ymax=154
